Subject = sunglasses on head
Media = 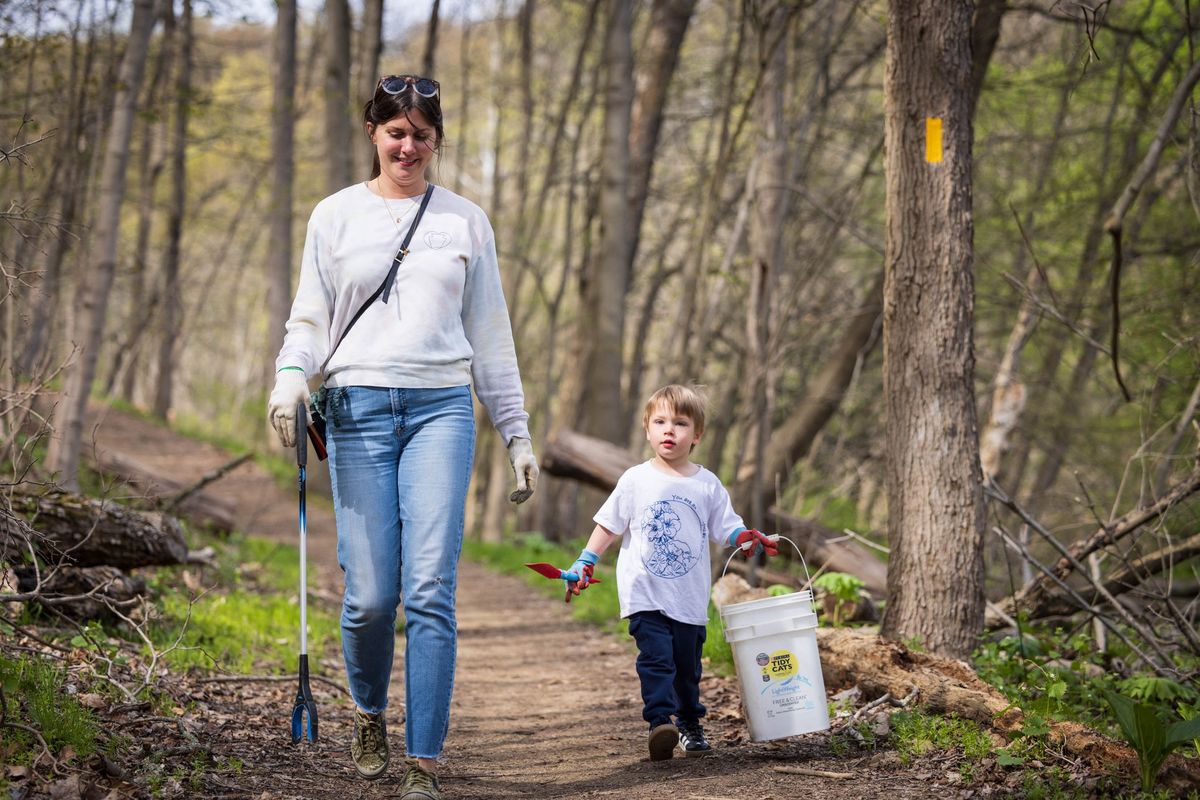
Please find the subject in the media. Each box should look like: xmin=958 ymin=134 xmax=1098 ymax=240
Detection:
xmin=379 ymin=75 xmax=440 ymax=98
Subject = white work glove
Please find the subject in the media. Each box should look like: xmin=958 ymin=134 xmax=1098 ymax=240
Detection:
xmin=267 ymin=369 xmax=310 ymax=448
xmin=507 ymin=436 xmax=539 ymax=504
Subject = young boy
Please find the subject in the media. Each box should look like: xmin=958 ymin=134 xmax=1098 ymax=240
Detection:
xmin=561 ymin=384 xmax=778 ymax=761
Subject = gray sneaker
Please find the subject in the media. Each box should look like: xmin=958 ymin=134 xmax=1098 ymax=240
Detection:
xmin=648 ymin=722 xmax=679 ymax=761
xmin=399 ymin=758 xmax=442 ymax=800
xmin=350 ymin=709 xmax=388 ymax=779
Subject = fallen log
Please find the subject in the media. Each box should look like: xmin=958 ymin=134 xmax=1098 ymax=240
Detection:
xmin=13 ymin=564 xmax=146 ymax=623
xmin=542 ymin=429 xmax=887 ymax=596
xmin=1 ymin=488 xmax=188 ymax=569
xmin=989 ymin=465 xmax=1200 ymax=624
xmin=710 ymin=574 xmax=1200 ymax=789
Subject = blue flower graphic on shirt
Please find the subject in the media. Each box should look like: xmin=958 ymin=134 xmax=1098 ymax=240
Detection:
xmin=640 ymin=500 xmax=697 ymax=578
xmin=643 ymin=502 xmax=680 ymax=545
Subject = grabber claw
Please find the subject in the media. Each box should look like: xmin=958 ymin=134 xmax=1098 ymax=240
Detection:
xmin=290 ymin=654 xmax=319 ymax=743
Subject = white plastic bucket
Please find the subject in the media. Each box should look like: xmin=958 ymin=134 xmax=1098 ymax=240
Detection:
xmin=719 ymin=538 xmax=830 ymax=741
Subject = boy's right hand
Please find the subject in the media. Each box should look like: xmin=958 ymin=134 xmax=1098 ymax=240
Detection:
xmin=564 ymin=548 xmax=601 ymax=595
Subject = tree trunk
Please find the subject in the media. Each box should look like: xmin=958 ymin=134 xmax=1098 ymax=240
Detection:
xmin=266 ymin=0 xmax=297 ymax=386
xmin=46 ymin=0 xmax=158 ymax=489
xmin=741 ymin=4 xmax=791 ymax=535
xmin=627 ymin=0 xmax=696 ymax=270
xmin=153 ymin=0 xmax=193 ymax=420
xmin=21 ymin=115 xmax=92 ymax=379
xmin=422 ymin=0 xmax=442 ymax=78
xmin=879 ymin=0 xmax=985 ymax=659
xmin=352 ymin=0 xmax=384 ymax=179
xmin=580 ymin=0 xmax=633 ymax=444
xmin=324 ymin=0 xmax=352 ymax=194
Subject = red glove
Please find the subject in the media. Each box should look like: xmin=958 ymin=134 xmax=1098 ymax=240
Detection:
xmin=732 ymin=529 xmax=779 ymax=558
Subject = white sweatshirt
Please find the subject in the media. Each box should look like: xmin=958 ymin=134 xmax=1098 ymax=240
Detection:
xmin=275 ymin=182 xmax=531 ymax=444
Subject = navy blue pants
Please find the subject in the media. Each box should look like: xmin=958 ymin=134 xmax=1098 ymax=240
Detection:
xmin=627 ymin=610 xmax=707 ymax=728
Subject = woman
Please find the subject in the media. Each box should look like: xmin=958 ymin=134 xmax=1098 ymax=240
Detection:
xmin=267 ymin=74 xmax=539 ymax=799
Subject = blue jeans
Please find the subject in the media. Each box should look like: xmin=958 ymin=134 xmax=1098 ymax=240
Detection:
xmin=327 ymin=385 xmax=475 ymax=759
xmin=627 ymin=610 xmax=707 ymax=728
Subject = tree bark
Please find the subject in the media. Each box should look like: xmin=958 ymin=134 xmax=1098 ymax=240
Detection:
xmin=580 ymin=0 xmax=634 ymax=444
xmin=2 ymin=489 xmax=188 ymax=569
xmin=353 ymin=0 xmax=385 ymax=179
xmin=153 ymin=0 xmax=193 ymax=420
xmin=741 ymin=4 xmax=791 ymax=535
xmin=323 ymin=0 xmax=352 ymax=193
xmin=627 ymin=0 xmax=696 ymax=270
xmin=422 ymin=0 xmax=442 ymax=78
xmin=879 ymin=0 xmax=985 ymax=659
xmin=45 ymin=0 xmax=158 ymax=489
xmin=266 ymin=0 xmax=297 ymax=386
xmin=105 ymin=5 xmax=171 ymax=402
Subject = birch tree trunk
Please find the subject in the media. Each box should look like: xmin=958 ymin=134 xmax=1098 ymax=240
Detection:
xmin=879 ymin=0 xmax=985 ymax=659
xmin=153 ymin=0 xmax=193 ymax=420
xmin=580 ymin=0 xmax=633 ymax=444
xmin=46 ymin=0 xmax=158 ymax=489
xmin=266 ymin=0 xmax=297 ymax=385
xmin=324 ymin=0 xmax=352 ymax=194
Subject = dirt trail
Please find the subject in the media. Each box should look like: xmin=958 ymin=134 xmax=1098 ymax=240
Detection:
xmin=84 ymin=405 xmax=939 ymax=800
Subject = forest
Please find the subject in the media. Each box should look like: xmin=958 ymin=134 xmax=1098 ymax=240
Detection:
xmin=1 ymin=0 xmax=1199 ymax=798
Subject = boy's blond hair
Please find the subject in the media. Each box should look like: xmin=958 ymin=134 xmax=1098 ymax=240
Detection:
xmin=642 ymin=384 xmax=708 ymax=438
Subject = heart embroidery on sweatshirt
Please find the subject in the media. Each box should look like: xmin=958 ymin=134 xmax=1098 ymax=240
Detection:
xmin=424 ymin=231 xmax=451 ymax=249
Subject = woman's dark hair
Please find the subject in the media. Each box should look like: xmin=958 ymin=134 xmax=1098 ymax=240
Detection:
xmin=363 ymin=78 xmax=445 ymax=179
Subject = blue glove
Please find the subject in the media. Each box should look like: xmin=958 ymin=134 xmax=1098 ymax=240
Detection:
xmin=563 ymin=548 xmax=600 ymax=595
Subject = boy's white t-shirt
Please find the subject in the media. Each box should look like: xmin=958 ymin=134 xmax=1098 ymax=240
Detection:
xmin=594 ymin=460 xmax=745 ymax=626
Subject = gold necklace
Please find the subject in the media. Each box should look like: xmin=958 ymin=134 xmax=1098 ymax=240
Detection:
xmin=373 ymin=179 xmax=425 ymax=229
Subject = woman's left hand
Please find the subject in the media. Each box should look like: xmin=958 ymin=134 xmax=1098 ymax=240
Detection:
xmin=506 ymin=437 xmax=540 ymax=504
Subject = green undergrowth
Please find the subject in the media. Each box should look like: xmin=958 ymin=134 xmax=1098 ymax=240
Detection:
xmin=145 ymin=530 xmax=340 ymax=675
xmin=0 ymin=651 xmax=100 ymax=767
xmin=973 ymin=625 xmax=1200 ymax=746
xmin=462 ymin=532 xmax=737 ymax=676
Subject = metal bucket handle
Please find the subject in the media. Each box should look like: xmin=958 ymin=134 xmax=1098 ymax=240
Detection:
xmin=720 ymin=534 xmax=813 ymax=593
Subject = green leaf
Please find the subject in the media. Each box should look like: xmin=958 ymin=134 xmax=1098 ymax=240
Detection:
xmin=995 ymin=747 xmax=1025 ymax=766
xmin=1165 ymin=715 xmax=1200 ymax=749
xmin=1105 ymin=691 xmax=1169 ymax=792
xmin=1019 ymin=713 xmax=1051 ymax=739
xmin=1047 ymin=680 xmax=1067 ymax=700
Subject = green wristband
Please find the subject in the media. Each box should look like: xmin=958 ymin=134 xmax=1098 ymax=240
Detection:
xmin=277 ymin=366 xmax=304 ymax=374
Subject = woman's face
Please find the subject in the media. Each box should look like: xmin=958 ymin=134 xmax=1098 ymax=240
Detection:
xmin=368 ymin=108 xmax=438 ymax=194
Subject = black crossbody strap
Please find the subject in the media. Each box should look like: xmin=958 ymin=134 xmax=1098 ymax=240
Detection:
xmin=319 ymin=184 xmax=436 ymax=376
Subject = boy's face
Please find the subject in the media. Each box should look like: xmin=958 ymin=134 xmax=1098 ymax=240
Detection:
xmin=645 ymin=402 xmax=701 ymax=465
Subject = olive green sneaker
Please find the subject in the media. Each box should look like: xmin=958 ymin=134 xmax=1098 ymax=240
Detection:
xmin=399 ymin=758 xmax=441 ymax=800
xmin=350 ymin=709 xmax=388 ymax=779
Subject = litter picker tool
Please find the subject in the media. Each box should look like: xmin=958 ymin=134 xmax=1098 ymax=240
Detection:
xmin=525 ymin=562 xmax=602 ymax=604
xmin=290 ymin=401 xmax=318 ymax=743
